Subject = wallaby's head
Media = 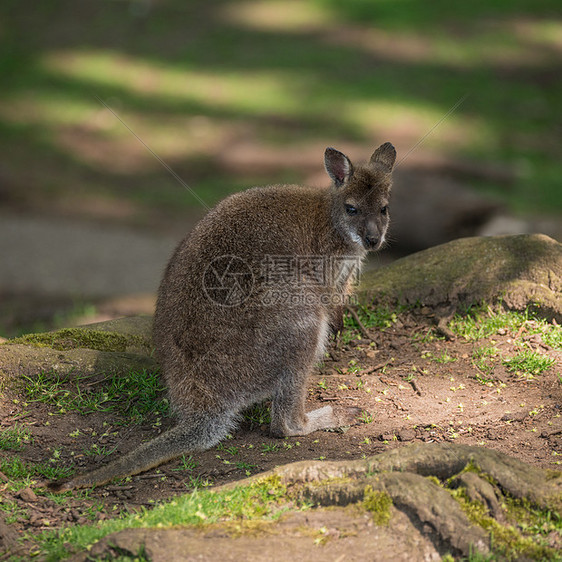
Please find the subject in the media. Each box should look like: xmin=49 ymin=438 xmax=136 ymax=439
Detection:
xmin=325 ymin=142 xmax=396 ymax=252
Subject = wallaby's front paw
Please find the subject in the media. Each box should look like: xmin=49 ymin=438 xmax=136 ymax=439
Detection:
xmin=334 ymin=406 xmax=364 ymax=427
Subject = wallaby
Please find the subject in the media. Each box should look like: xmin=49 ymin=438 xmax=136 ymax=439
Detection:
xmin=48 ymin=142 xmax=396 ymax=491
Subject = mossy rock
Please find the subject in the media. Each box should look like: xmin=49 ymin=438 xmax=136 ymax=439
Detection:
xmin=360 ymin=234 xmax=562 ymax=321
xmin=7 ymin=316 xmax=153 ymax=354
xmin=0 ymin=317 xmax=155 ymax=383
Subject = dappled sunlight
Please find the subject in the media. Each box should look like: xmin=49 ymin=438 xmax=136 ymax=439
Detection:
xmin=13 ymin=45 xmax=494 ymax=176
xmin=220 ymin=0 xmax=334 ymax=32
xmin=0 ymin=94 xmax=98 ymax=129
xmin=346 ymin=101 xmax=493 ymax=154
xmin=221 ymin=0 xmax=562 ymax=69
xmin=42 ymin=49 xmax=313 ymax=116
xmin=511 ymin=19 xmax=562 ymax=52
xmin=0 ymin=0 xmax=560 ymax=220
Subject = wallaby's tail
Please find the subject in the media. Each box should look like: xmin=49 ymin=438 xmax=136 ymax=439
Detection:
xmin=48 ymin=413 xmax=237 ymax=492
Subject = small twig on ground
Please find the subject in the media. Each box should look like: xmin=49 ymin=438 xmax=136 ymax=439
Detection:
xmin=345 ymin=305 xmax=371 ymax=340
xmin=515 ymin=322 xmax=528 ymax=340
xmin=379 ymin=376 xmax=398 ymax=386
xmin=409 ymin=379 xmax=423 ymax=396
xmin=366 ymin=360 xmax=393 ymax=374
xmin=435 ymin=306 xmax=457 ymax=341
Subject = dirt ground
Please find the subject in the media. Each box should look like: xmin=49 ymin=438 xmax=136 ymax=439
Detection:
xmin=1 ymin=307 xmax=561 ymax=556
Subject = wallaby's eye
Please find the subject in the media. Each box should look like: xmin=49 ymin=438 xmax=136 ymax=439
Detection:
xmin=345 ymin=204 xmax=358 ymax=216
xmin=381 ymin=205 xmax=388 ymax=216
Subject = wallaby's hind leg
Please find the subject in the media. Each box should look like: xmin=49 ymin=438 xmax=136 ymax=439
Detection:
xmin=270 ymin=318 xmax=361 ymax=437
xmin=270 ymin=370 xmax=361 ymax=437
xmin=48 ymin=411 xmax=237 ymax=491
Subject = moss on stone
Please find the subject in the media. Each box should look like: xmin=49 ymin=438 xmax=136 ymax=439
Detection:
xmin=363 ymin=486 xmax=392 ymax=526
xmin=449 ymin=488 xmax=558 ymax=560
xmin=425 ymin=475 xmax=441 ymax=487
xmin=447 ymin=460 xmax=499 ymax=489
xmin=358 ymin=234 xmax=562 ymax=322
xmin=8 ymin=328 xmax=150 ymax=354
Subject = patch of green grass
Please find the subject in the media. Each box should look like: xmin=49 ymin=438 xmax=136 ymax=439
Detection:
xmin=450 ymin=488 xmax=560 ymax=560
xmin=28 ymin=476 xmax=292 ymax=561
xmin=81 ymin=443 xmax=116 ymax=458
xmin=185 ymin=475 xmax=213 ymax=490
xmin=414 ymin=328 xmax=446 ymax=344
xmin=541 ymin=325 xmax=562 ymax=350
xmin=503 ymin=350 xmax=555 ymax=378
xmin=0 ymin=498 xmax=29 ymax=525
xmin=342 ymin=304 xmax=400 ymax=343
xmin=235 ymin=461 xmax=257 ymax=475
xmin=35 ymin=461 xmax=75 ymax=481
xmin=505 ymin=498 xmax=562 ymax=537
xmin=358 ymin=305 xmax=399 ymax=330
xmin=450 ymin=306 xmax=528 ymax=340
xmin=0 ymin=455 xmax=73 ymax=485
xmin=472 ymin=346 xmax=499 ymax=384
xmin=242 ymin=401 xmax=271 ymax=428
xmin=22 ymin=369 xmax=168 ymax=424
xmin=172 ymin=455 xmax=199 ymax=473
xmin=0 ymin=456 xmax=32 ymax=480
xmin=424 ymin=351 xmax=457 ymax=364
xmin=359 ymin=411 xmax=374 ymax=424
xmin=0 ymin=423 xmax=33 ymax=451
xmin=450 ymin=307 xmax=562 ymax=348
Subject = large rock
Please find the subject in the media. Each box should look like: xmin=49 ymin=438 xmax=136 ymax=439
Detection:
xmin=360 ymin=234 xmax=562 ymax=321
xmin=0 ymin=316 xmax=156 ymax=382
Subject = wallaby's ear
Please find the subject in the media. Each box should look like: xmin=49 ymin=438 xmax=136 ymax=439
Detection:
xmin=370 ymin=142 xmax=396 ymax=173
xmin=324 ymin=147 xmax=353 ymax=187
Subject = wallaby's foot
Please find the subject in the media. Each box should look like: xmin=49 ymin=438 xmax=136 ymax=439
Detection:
xmin=333 ymin=406 xmax=363 ymax=427
xmin=271 ymin=405 xmax=363 ymax=437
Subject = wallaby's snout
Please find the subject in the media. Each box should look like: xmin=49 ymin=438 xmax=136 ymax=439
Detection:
xmin=364 ymin=232 xmax=380 ymax=250
xmin=360 ymin=215 xmax=385 ymax=250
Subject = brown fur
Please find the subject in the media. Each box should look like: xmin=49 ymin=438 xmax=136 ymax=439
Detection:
xmin=48 ymin=143 xmax=396 ymax=491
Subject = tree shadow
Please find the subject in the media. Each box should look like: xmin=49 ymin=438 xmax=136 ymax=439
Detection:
xmin=0 ymin=0 xmax=560 ymax=220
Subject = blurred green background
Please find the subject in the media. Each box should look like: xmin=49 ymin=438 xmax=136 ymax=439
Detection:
xmin=1 ymin=0 xmax=560 ymax=219
xmin=0 ymin=0 xmax=561 ymax=335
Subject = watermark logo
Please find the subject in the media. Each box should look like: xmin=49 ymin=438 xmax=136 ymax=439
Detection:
xmin=203 ymin=254 xmax=361 ymax=307
xmin=203 ymin=255 xmax=254 ymax=307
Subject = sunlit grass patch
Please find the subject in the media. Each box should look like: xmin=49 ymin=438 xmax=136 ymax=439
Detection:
xmin=471 ymin=345 xmax=500 ymax=384
xmin=22 ymin=369 xmax=168 ymax=423
xmin=0 ymin=455 xmax=74 ymax=484
xmin=27 ymin=476 xmax=292 ymax=561
xmin=503 ymin=350 xmax=555 ymax=379
xmin=450 ymin=306 xmax=529 ymax=340
xmin=449 ymin=306 xmax=562 ymax=347
xmin=0 ymin=424 xmax=33 ymax=451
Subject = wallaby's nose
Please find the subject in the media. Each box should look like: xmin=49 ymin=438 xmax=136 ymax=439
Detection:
xmin=364 ymin=235 xmax=379 ymax=249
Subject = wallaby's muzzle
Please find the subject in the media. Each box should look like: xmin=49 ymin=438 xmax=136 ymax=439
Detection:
xmin=364 ymin=234 xmax=380 ymax=250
